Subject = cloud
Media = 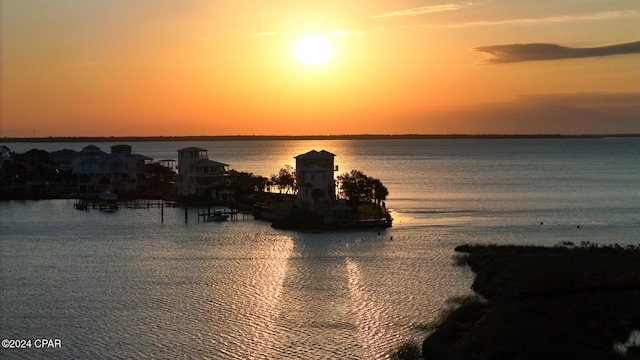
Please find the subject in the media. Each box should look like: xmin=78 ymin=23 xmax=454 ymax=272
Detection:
xmin=497 ymin=10 xmax=637 ymax=26
xmin=246 ymin=32 xmax=277 ymax=37
xmin=474 ymin=41 xmax=640 ymax=64
xmin=416 ymin=9 xmax=638 ymax=28
xmin=372 ymin=4 xmax=467 ymax=18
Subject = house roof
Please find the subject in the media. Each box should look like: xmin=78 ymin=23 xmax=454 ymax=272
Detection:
xmin=178 ymin=147 xmax=208 ymax=152
xmin=132 ymin=154 xmax=153 ymax=161
xmin=78 ymin=153 xmax=125 ymax=164
xmin=82 ymin=145 xmax=102 ymax=152
xmin=295 ymin=150 xmax=336 ymax=160
xmin=104 ymin=153 xmax=135 ymax=163
xmin=191 ymin=159 xmax=229 ymax=167
xmin=78 ymin=148 xmax=107 ymax=157
xmin=50 ymin=149 xmax=78 ymax=156
xmin=19 ymin=149 xmax=50 ymax=158
xmin=79 ymin=153 xmax=150 ymax=164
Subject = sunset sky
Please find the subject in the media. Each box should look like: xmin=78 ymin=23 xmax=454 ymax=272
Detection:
xmin=2 ymin=0 xmax=639 ymax=137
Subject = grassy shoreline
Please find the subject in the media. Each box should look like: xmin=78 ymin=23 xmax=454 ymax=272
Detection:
xmin=422 ymin=243 xmax=640 ymax=360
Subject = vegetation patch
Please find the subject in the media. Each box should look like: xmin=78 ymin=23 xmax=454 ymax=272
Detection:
xmin=422 ymin=243 xmax=640 ymax=360
xmin=390 ymin=341 xmax=422 ymax=360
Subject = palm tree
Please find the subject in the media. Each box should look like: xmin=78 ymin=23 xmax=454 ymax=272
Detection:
xmin=372 ymin=178 xmax=389 ymax=206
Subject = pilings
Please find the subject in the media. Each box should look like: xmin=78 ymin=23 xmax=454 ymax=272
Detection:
xmin=197 ymin=208 xmax=253 ymax=222
xmin=74 ymin=199 xmax=174 ymax=211
xmin=73 ymin=198 xmax=251 ymax=224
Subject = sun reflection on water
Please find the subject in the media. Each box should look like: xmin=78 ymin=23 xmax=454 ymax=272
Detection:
xmin=204 ymin=231 xmax=294 ymax=358
xmin=245 ymin=234 xmax=293 ymax=357
xmin=346 ymin=257 xmax=394 ymax=359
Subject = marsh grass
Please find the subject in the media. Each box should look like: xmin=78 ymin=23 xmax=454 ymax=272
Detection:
xmin=452 ymin=252 xmax=469 ymax=266
xmin=423 ymin=244 xmax=640 ymax=360
xmin=389 ymin=341 xmax=422 ymax=360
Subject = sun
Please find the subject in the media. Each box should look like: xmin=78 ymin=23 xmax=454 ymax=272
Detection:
xmin=295 ymin=34 xmax=333 ymax=65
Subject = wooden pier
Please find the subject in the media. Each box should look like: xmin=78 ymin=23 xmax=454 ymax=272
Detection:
xmin=73 ymin=198 xmax=252 ymax=223
xmin=74 ymin=199 xmax=174 ymax=211
xmin=197 ymin=208 xmax=253 ymax=222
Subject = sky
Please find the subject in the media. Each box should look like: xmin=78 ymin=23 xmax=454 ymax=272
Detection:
xmin=1 ymin=0 xmax=639 ymax=137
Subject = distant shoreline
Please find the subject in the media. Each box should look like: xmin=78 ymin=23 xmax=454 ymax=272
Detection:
xmin=2 ymin=133 xmax=639 ymax=143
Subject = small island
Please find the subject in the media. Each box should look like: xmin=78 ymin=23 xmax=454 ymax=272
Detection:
xmin=253 ymin=150 xmax=392 ymax=230
xmin=422 ymin=243 xmax=640 ymax=360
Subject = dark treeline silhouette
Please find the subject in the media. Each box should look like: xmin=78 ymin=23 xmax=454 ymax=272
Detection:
xmin=422 ymin=243 xmax=640 ymax=360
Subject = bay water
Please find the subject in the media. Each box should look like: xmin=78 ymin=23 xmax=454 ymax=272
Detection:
xmin=1 ymin=138 xmax=638 ymax=359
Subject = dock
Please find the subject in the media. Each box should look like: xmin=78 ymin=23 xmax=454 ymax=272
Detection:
xmin=74 ymin=199 xmax=174 ymax=211
xmin=197 ymin=208 xmax=253 ymax=221
xmin=73 ymin=198 xmax=253 ymax=223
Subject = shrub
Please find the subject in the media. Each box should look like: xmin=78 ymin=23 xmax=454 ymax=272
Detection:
xmin=391 ymin=341 xmax=422 ymax=360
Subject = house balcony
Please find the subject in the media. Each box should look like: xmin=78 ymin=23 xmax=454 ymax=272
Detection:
xmin=194 ymin=175 xmax=229 ymax=188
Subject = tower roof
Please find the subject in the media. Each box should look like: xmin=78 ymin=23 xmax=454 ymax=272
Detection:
xmin=295 ymin=150 xmax=336 ymax=159
xmin=177 ymin=147 xmax=208 ymax=152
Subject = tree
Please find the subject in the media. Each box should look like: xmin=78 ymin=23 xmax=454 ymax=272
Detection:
xmin=143 ymin=163 xmax=175 ymax=185
xmin=229 ymin=170 xmax=267 ymax=198
xmin=271 ymin=166 xmax=296 ymax=194
xmin=141 ymin=163 xmax=176 ymax=195
xmin=337 ymin=170 xmax=388 ymax=208
xmin=371 ymin=178 xmax=389 ymax=206
xmin=0 ymin=145 xmax=12 ymax=158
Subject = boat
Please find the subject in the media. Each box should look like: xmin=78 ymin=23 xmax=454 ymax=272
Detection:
xmin=101 ymin=205 xmax=117 ymax=213
xmin=206 ymin=211 xmax=229 ymax=222
xmin=98 ymin=192 xmax=118 ymax=212
xmin=99 ymin=191 xmax=118 ymax=201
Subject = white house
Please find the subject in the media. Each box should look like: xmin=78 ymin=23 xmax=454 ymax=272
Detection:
xmin=175 ymin=147 xmax=230 ymax=197
xmin=294 ymin=150 xmax=336 ymax=210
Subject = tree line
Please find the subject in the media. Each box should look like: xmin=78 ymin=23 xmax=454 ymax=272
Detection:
xmin=231 ymin=167 xmax=389 ymax=209
xmin=337 ymin=170 xmax=388 ymax=208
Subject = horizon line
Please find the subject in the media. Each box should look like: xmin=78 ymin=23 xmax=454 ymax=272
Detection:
xmin=2 ymin=133 xmax=640 ymax=143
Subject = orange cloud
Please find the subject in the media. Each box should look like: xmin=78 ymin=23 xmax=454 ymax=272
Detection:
xmin=475 ymin=41 xmax=640 ymax=64
xmin=372 ymin=4 xmax=468 ymax=18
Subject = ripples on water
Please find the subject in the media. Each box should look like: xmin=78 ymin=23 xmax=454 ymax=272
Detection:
xmin=1 ymin=201 xmax=473 ymax=359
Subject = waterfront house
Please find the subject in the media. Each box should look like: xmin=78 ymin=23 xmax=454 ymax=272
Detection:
xmin=175 ymin=147 xmax=230 ymax=198
xmin=49 ymin=149 xmax=78 ymax=171
xmin=15 ymin=149 xmax=52 ymax=171
xmin=72 ymin=145 xmax=152 ymax=194
xmin=111 ymin=145 xmax=152 ymax=183
xmin=294 ymin=150 xmax=336 ymax=211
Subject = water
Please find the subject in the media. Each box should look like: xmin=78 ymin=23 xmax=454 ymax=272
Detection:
xmin=1 ymin=138 xmax=639 ymax=359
